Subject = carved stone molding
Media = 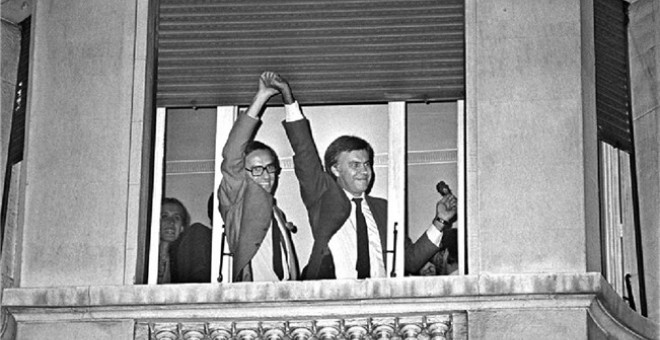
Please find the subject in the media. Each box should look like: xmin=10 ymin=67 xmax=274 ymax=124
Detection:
xmin=145 ymin=315 xmax=454 ymax=340
xmin=164 ymin=150 xmax=457 ymax=175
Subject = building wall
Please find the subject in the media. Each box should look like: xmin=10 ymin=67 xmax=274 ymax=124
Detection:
xmin=469 ymin=309 xmax=588 ymax=339
xmin=16 ymin=321 xmax=134 ymax=340
xmin=628 ymin=0 xmax=660 ymax=324
xmin=3 ymin=0 xmax=658 ymax=338
xmin=17 ymin=0 xmax=147 ymax=287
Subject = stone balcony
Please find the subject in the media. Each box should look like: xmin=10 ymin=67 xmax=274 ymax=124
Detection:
xmin=2 ymin=273 xmax=657 ymax=339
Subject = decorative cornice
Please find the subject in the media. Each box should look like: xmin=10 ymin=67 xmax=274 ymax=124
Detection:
xmin=2 ymin=274 xmax=603 ymax=325
xmin=164 ymin=150 xmax=458 ymax=175
xmin=4 ymin=274 xmax=601 ymax=309
xmin=165 ymin=160 xmax=215 ymax=175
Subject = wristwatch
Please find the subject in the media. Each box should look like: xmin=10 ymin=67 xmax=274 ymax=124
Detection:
xmin=434 ymin=217 xmax=450 ymax=227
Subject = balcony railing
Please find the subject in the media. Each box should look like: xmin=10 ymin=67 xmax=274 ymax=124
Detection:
xmin=2 ymin=273 xmax=657 ymax=339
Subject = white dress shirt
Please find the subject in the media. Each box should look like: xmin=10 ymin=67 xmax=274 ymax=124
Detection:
xmin=251 ymin=207 xmax=294 ymax=282
xmin=328 ymin=190 xmax=387 ymax=279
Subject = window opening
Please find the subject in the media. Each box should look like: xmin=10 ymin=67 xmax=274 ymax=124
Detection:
xmin=148 ymin=101 xmax=465 ymax=283
xmin=594 ymin=0 xmax=647 ymax=316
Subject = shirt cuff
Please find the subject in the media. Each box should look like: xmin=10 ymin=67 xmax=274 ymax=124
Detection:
xmin=244 ymin=111 xmax=260 ymax=122
xmin=285 ymin=101 xmax=305 ymax=122
xmin=425 ymin=225 xmax=444 ymax=246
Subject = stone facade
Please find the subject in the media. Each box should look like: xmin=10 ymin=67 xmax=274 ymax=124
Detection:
xmin=1 ymin=0 xmax=659 ymax=339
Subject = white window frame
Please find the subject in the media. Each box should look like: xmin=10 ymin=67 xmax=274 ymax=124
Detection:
xmin=211 ymin=106 xmax=237 ymax=283
xmin=600 ymin=141 xmax=625 ymax=295
xmin=147 ymin=108 xmax=167 ymax=284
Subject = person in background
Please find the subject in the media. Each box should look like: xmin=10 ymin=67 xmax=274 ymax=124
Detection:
xmin=418 ymin=228 xmax=459 ymax=276
xmin=158 ymin=197 xmax=189 ymax=283
xmin=170 ymin=194 xmax=213 ymax=283
xmin=217 ymin=72 xmax=299 ymax=282
xmin=437 ymin=228 xmax=459 ymax=275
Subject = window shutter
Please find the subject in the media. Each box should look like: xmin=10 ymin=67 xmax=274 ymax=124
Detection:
xmin=156 ymin=0 xmax=465 ymax=107
xmin=7 ymin=18 xmax=30 ymax=165
xmin=594 ymin=0 xmax=632 ymax=152
xmin=2 ymin=17 xmax=30 ymax=238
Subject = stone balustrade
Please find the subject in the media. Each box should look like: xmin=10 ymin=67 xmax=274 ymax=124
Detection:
xmin=144 ymin=315 xmax=454 ymax=340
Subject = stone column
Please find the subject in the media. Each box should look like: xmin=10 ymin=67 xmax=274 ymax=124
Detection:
xmin=465 ymin=0 xmax=599 ymax=274
xmin=464 ymin=1 xmax=598 ymax=336
xmin=18 ymin=0 xmax=151 ymax=287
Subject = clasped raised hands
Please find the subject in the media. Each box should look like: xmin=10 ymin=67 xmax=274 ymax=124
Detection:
xmin=258 ymin=71 xmax=294 ymax=104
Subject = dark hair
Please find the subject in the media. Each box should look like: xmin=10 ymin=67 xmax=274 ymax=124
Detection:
xmin=207 ymin=193 xmax=214 ymax=224
xmin=245 ymin=140 xmax=280 ymax=169
xmin=323 ymin=135 xmax=374 ymax=179
xmin=162 ymin=197 xmax=191 ymax=229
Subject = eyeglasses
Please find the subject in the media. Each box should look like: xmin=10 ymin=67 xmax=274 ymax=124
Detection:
xmin=245 ymin=164 xmax=280 ymax=176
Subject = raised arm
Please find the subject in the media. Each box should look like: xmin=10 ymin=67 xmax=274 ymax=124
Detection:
xmin=405 ymin=194 xmax=458 ymax=274
xmin=219 ymin=72 xmax=279 ymax=205
xmin=262 ymin=72 xmax=332 ymax=207
xmin=284 ymin=118 xmax=332 ymax=207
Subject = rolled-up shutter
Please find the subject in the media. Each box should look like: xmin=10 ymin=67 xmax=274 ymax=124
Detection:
xmin=157 ymin=0 xmax=464 ymax=107
xmin=594 ymin=0 xmax=632 ymax=152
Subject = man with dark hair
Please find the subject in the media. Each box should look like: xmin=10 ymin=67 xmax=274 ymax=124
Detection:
xmin=323 ymin=136 xmax=374 ymax=177
xmin=217 ymin=72 xmax=299 ymax=282
xmin=264 ymin=72 xmax=457 ymax=280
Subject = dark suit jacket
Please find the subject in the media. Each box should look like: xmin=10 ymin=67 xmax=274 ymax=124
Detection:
xmin=218 ymin=113 xmax=299 ymax=282
xmin=284 ymin=119 xmax=440 ymax=280
xmin=170 ymin=222 xmax=212 ymax=283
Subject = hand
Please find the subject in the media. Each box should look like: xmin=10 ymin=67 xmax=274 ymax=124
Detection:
xmin=435 ymin=194 xmax=457 ymax=223
xmin=260 ymin=71 xmax=294 ymax=104
xmin=245 ymin=71 xmax=290 ymax=119
xmin=256 ymin=71 xmax=280 ymax=98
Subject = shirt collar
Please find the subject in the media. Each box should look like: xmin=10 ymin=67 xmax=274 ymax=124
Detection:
xmin=342 ymin=188 xmax=365 ymax=201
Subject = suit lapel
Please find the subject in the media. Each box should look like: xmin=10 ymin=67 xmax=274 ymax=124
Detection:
xmin=234 ymin=180 xmax=273 ymax=280
xmin=365 ymin=196 xmax=389 ymax=265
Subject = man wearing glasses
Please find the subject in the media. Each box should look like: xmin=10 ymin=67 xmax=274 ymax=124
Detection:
xmin=217 ymin=72 xmax=299 ymax=282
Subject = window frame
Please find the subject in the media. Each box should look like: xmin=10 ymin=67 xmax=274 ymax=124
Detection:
xmin=147 ymin=101 xmax=466 ymax=284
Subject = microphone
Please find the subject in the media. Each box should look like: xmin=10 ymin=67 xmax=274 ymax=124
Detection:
xmin=285 ymin=222 xmax=298 ymax=234
xmin=436 ymin=180 xmax=452 ymax=196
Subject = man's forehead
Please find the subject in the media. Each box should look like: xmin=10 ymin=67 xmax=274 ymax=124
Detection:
xmin=338 ymin=149 xmax=370 ymax=161
xmin=245 ymin=149 xmax=275 ymax=165
xmin=162 ymin=203 xmax=184 ymax=215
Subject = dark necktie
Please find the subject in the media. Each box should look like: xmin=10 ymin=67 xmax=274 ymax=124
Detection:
xmin=353 ymin=198 xmax=370 ymax=278
xmin=271 ymin=217 xmax=286 ymax=280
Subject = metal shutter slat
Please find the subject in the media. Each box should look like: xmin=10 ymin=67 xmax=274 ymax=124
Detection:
xmin=156 ymin=0 xmax=465 ymax=107
xmin=594 ymin=0 xmax=632 ymax=152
